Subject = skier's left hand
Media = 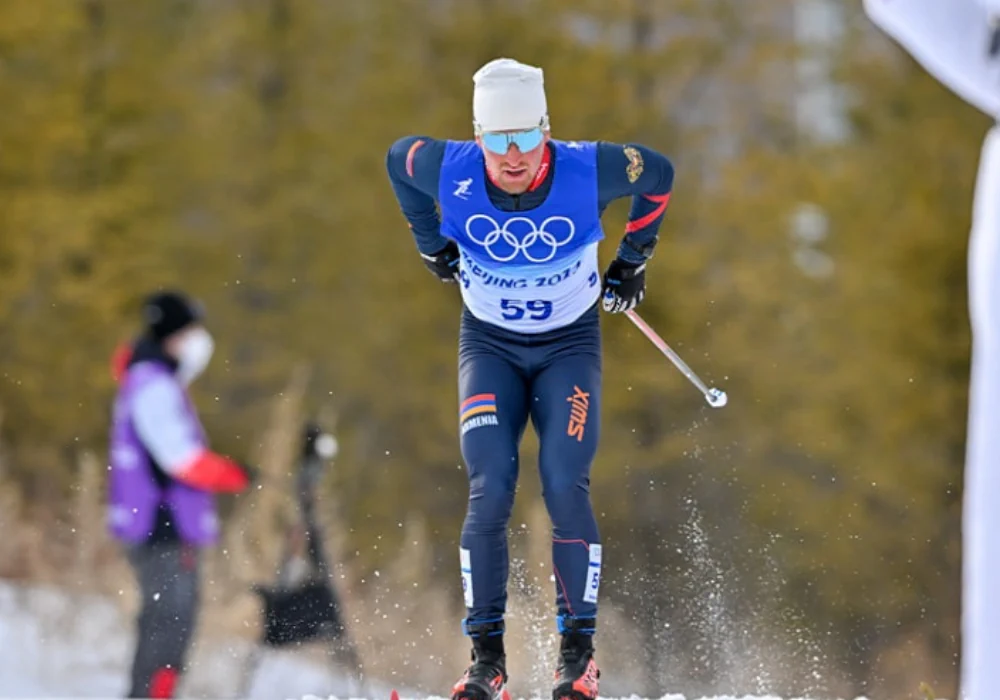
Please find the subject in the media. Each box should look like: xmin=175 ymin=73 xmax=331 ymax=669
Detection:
xmin=601 ymin=258 xmax=646 ymax=313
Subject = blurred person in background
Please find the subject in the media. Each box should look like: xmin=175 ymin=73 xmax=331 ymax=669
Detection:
xmin=107 ymin=290 xmax=253 ymax=699
xmin=386 ymin=58 xmax=674 ymax=700
xmin=863 ymin=1 xmax=1000 ymax=697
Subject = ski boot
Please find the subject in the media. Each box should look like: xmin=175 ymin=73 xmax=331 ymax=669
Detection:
xmin=553 ymin=618 xmax=600 ymax=700
xmin=451 ymin=620 xmax=508 ymax=700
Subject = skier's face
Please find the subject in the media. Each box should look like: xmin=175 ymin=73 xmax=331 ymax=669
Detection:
xmin=477 ymin=130 xmax=550 ymax=195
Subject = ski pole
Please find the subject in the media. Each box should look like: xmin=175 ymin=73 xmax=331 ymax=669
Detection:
xmin=624 ymin=309 xmax=728 ymax=408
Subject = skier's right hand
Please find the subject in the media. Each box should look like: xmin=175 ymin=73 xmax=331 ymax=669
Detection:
xmin=420 ymin=240 xmax=461 ymax=283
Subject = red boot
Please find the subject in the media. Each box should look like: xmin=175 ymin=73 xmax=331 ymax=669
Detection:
xmin=553 ymin=634 xmax=599 ymax=700
xmin=452 ymin=620 xmax=508 ymax=700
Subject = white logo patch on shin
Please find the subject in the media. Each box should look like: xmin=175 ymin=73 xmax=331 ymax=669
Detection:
xmin=583 ymin=543 xmax=602 ymax=604
xmin=460 ymin=547 xmax=474 ymax=608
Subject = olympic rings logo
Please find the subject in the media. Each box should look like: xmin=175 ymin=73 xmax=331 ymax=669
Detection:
xmin=464 ymin=214 xmax=576 ymax=263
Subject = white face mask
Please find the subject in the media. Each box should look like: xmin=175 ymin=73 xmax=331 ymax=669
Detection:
xmin=175 ymin=328 xmax=215 ymax=385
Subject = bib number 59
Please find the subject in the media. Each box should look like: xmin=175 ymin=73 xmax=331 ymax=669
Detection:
xmin=501 ymin=299 xmax=553 ymax=321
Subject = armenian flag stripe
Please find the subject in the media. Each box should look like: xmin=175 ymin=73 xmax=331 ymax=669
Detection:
xmin=460 ymin=393 xmax=497 ymax=421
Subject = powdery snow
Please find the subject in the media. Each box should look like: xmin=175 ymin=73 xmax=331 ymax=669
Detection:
xmin=0 ymin=579 xmax=898 ymax=700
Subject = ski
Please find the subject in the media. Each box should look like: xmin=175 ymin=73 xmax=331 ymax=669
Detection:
xmin=390 ymin=687 xmax=512 ymax=700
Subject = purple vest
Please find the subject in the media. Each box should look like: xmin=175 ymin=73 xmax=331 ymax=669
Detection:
xmin=107 ymin=361 xmax=219 ymax=545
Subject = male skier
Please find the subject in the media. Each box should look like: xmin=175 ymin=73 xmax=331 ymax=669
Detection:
xmin=385 ymin=58 xmax=675 ymax=700
xmin=862 ymin=1 xmax=1000 ymax=698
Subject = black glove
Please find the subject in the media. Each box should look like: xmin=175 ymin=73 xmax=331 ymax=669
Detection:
xmin=420 ymin=240 xmax=461 ymax=283
xmin=601 ymin=258 xmax=646 ymax=313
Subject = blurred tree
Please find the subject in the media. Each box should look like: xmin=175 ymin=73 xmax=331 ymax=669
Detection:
xmin=0 ymin=0 xmax=183 ymax=493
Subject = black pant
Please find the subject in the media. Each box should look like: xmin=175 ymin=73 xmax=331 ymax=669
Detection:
xmin=458 ymin=304 xmax=602 ymax=626
xmin=125 ymin=541 xmax=200 ymax=699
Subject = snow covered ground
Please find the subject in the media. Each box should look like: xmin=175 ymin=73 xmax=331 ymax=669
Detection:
xmin=0 ymin=580 xmax=375 ymax=699
xmin=0 ymin=579 xmax=894 ymax=700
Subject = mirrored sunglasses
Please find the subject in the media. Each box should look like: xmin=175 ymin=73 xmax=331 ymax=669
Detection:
xmin=480 ymin=127 xmax=545 ymax=155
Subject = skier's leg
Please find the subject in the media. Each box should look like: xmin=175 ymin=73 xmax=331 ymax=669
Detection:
xmin=458 ymin=348 xmax=529 ymax=627
xmin=453 ymin=318 xmax=530 ymax=700
xmin=532 ymin=353 xmax=601 ymax=626
xmin=530 ymin=323 xmax=602 ymax=700
xmin=126 ymin=541 xmax=200 ymax=699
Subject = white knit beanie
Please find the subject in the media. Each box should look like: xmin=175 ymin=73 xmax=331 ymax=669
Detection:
xmin=472 ymin=58 xmax=549 ymax=133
